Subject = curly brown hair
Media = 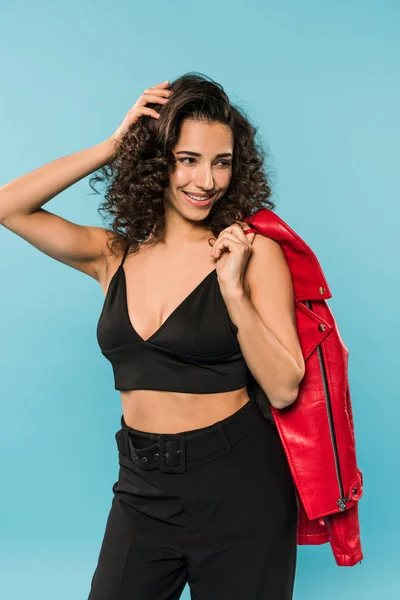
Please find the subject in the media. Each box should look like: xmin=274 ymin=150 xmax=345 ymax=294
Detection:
xmin=89 ymin=72 xmax=276 ymax=257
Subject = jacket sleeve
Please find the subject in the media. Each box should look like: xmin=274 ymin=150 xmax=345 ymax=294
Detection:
xmin=323 ymin=502 xmax=364 ymax=566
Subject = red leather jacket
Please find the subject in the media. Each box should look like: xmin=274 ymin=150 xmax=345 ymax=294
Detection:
xmin=243 ymin=209 xmax=364 ymax=567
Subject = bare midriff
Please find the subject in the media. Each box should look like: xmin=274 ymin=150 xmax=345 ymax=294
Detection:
xmin=120 ymin=387 xmax=251 ymax=434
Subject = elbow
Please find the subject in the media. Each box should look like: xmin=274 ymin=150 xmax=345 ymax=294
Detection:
xmin=269 ymin=368 xmax=305 ymax=410
xmin=270 ymin=389 xmax=299 ymax=410
xmin=265 ymin=363 xmax=305 ymax=410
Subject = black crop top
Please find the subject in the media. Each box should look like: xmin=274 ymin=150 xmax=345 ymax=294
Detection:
xmin=96 ymin=246 xmax=249 ymax=393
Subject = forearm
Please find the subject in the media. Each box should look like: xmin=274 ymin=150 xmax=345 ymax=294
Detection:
xmin=0 ymin=137 xmax=116 ymax=221
xmin=224 ymin=289 xmax=304 ymax=409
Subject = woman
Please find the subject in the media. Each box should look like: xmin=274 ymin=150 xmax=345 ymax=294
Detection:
xmin=0 ymin=73 xmax=305 ymax=599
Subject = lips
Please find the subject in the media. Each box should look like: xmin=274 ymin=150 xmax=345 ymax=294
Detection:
xmin=183 ymin=192 xmax=215 ymax=199
xmin=182 ymin=191 xmax=215 ymax=207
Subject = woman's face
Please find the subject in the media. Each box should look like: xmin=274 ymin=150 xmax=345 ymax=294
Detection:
xmin=164 ymin=119 xmax=234 ymax=218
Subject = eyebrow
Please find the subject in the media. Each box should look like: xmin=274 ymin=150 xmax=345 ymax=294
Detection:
xmin=175 ymin=151 xmax=233 ymax=158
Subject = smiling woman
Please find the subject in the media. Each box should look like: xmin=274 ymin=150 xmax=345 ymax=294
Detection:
xmin=88 ymin=71 xmax=275 ymax=256
xmin=1 ymin=71 xmax=299 ymax=599
xmin=85 ymin=74 xmax=299 ymax=598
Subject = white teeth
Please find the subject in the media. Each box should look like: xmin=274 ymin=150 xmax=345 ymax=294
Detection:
xmin=185 ymin=192 xmax=211 ymax=201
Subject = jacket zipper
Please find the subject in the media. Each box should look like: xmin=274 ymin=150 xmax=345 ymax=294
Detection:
xmin=306 ymin=300 xmax=350 ymax=512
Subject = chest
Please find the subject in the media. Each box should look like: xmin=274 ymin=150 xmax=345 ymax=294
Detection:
xmin=123 ymin=262 xmax=219 ymax=342
xmin=97 ymin=256 xmax=241 ymax=354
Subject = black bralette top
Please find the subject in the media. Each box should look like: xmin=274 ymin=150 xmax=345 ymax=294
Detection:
xmin=96 ymin=247 xmax=249 ymax=393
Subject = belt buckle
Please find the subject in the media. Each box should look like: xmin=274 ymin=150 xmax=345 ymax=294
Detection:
xmin=158 ymin=434 xmax=186 ymax=473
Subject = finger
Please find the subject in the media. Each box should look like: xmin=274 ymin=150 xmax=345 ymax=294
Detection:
xmin=209 ymin=224 xmax=245 ymax=248
xmin=151 ymin=80 xmax=170 ymax=88
xmin=232 ymin=223 xmax=256 ymax=246
xmin=211 ymin=232 xmax=243 ymax=255
xmin=235 ymin=222 xmax=257 ymax=244
xmin=244 ymin=230 xmax=256 ymax=245
xmin=217 ymin=231 xmax=244 ymax=243
xmin=221 ymin=223 xmax=250 ymax=243
xmin=144 ymin=88 xmax=171 ymax=99
xmin=141 ymin=93 xmax=170 ymax=105
xmin=238 ymin=221 xmax=255 ymax=233
xmin=140 ymin=107 xmax=161 ymax=119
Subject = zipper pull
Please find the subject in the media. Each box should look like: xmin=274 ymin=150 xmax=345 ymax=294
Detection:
xmin=337 ymin=497 xmax=350 ymax=511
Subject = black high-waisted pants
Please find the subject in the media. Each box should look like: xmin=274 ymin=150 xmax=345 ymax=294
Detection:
xmin=87 ymin=393 xmax=299 ymax=599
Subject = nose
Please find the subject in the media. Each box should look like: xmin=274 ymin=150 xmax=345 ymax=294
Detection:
xmin=193 ymin=164 xmax=214 ymax=192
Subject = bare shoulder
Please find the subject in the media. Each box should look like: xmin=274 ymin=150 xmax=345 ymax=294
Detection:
xmin=245 ymin=233 xmax=290 ymax=292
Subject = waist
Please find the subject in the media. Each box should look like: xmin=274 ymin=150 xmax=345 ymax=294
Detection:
xmin=116 ymin=393 xmax=270 ymax=474
xmin=121 ymin=387 xmax=251 ymax=434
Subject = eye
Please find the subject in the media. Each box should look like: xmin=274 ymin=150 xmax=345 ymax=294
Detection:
xmin=178 ymin=158 xmax=231 ymax=166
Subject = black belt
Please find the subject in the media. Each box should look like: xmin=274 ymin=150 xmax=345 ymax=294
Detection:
xmin=115 ymin=397 xmax=266 ymax=474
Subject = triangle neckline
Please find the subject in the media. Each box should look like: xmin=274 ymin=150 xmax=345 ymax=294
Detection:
xmin=120 ymin=265 xmax=217 ymax=343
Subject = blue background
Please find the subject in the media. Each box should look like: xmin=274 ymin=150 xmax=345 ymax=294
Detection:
xmin=0 ymin=0 xmax=398 ymax=597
